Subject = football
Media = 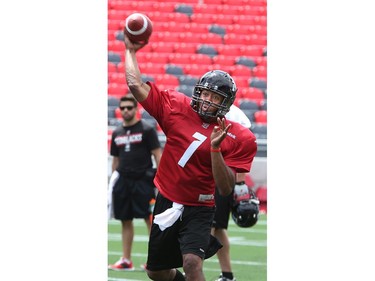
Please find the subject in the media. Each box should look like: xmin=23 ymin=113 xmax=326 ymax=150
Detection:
xmin=124 ymin=13 xmax=153 ymax=44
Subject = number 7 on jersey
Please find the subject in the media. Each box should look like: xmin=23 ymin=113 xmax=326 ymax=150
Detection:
xmin=178 ymin=132 xmax=207 ymax=168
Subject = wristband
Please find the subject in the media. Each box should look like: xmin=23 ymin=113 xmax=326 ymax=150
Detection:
xmin=210 ymin=147 xmax=221 ymax=152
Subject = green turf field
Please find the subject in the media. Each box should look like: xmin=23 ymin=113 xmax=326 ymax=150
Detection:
xmin=108 ymin=213 xmax=266 ymax=281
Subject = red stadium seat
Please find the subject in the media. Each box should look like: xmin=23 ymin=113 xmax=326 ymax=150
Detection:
xmin=252 ymin=65 xmax=267 ymax=80
xmin=154 ymin=74 xmax=180 ymax=88
xmin=108 ymin=40 xmax=125 ymax=52
xmin=239 ymin=87 xmax=264 ymax=105
xmin=108 ymin=83 xmax=128 ymax=97
xmin=108 ymin=62 xmax=118 ymax=74
xmin=152 ymin=31 xmax=181 ymax=43
xmin=239 ymin=45 xmax=264 ymax=57
xmin=193 ymin=4 xmax=217 ymax=14
xmin=168 ymin=53 xmax=192 ymax=65
xmin=212 ymin=55 xmax=236 ymax=66
xmin=190 ymin=54 xmax=212 ymax=65
xmin=200 ymin=33 xmax=223 ymax=45
xmin=184 ymin=23 xmax=208 ymax=34
xmin=138 ymin=62 xmax=165 ymax=75
xmin=190 ymin=13 xmax=216 ymax=24
xmin=150 ymin=42 xmax=175 ymax=54
xmin=232 ymin=15 xmax=256 ymax=26
xmin=256 ymin=185 xmax=267 ymax=202
xmin=214 ymin=14 xmax=234 ymax=25
xmin=108 ymin=72 xmax=126 ymax=84
xmin=229 ymin=64 xmax=252 ymax=77
xmin=254 ymin=110 xmax=267 ymax=124
xmin=217 ymin=45 xmax=241 ymax=57
xmin=183 ymin=64 xmax=211 ymax=77
xmin=173 ymin=43 xmax=197 ymax=54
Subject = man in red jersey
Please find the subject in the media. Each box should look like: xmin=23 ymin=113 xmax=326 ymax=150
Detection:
xmin=123 ymin=33 xmax=257 ymax=281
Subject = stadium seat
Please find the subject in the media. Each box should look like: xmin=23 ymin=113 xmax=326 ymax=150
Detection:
xmin=236 ymin=56 xmax=257 ymax=68
xmin=208 ymin=24 xmax=226 ymax=37
xmin=196 ymin=44 xmax=218 ymax=58
xmin=190 ymin=13 xmax=216 ymax=24
xmin=217 ymin=45 xmax=241 ymax=57
xmin=108 ymin=62 xmax=118 ymax=74
xmin=108 ymin=83 xmax=128 ymax=97
xmin=193 ymin=4 xmax=217 ymax=15
xmin=190 ymin=54 xmax=212 ymax=65
xmin=230 ymin=76 xmax=248 ymax=88
xmin=184 ymin=23 xmax=209 ymax=34
xmin=260 ymin=99 xmax=267 ymax=110
xmin=138 ymin=62 xmax=165 ymax=75
xmin=108 ymin=72 xmax=126 ymax=84
xmin=239 ymin=100 xmax=259 ymax=111
xmin=250 ymin=123 xmax=267 ymax=139
xmin=165 ymin=64 xmax=185 ymax=76
xmin=239 ymin=87 xmax=265 ymax=105
xmin=200 ymin=33 xmax=223 ymax=45
xmin=226 ymin=24 xmax=252 ymax=36
xmin=173 ymin=43 xmax=197 ymax=54
xmin=176 ymin=85 xmax=195 ymax=97
xmin=154 ymin=74 xmax=180 ymax=88
xmin=115 ymin=30 xmax=124 ymax=41
xmin=216 ymin=4 xmax=240 ymax=16
xmin=168 ymin=53 xmax=192 ymax=65
xmin=229 ymin=64 xmax=252 ymax=77
xmin=108 ymin=96 xmax=120 ymax=107
xmin=183 ymin=64 xmax=211 ymax=77
xmin=239 ymin=45 xmax=264 ymax=57
xmin=169 ymin=12 xmax=190 ymax=23
xmin=152 ymin=31 xmax=181 ymax=43
xmin=178 ymin=75 xmax=199 ymax=86
xmin=141 ymin=74 xmax=155 ymax=83
xmin=254 ymin=110 xmax=267 ymax=124
xmin=174 ymin=3 xmax=194 ymax=16
xmin=255 ymin=185 xmax=267 ymax=202
xmin=212 ymin=55 xmax=235 ymax=66
xmin=153 ymin=2 xmax=175 ymax=13
xmin=252 ymin=66 xmax=267 ymax=80
xmin=108 ymin=52 xmax=122 ymax=65
xmin=144 ymin=53 xmax=169 ymax=64
xmin=249 ymin=78 xmax=267 ymax=90
xmin=108 ymin=40 xmax=125 ymax=52
xmin=151 ymin=42 xmax=175 ymax=53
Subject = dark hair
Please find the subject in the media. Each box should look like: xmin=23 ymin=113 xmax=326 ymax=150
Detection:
xmin=120 ymin=94 xmax=138 ymax=107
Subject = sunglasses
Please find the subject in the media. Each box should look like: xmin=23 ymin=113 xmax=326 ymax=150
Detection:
xmin=119 ymin=106 xmax=135 ymax=111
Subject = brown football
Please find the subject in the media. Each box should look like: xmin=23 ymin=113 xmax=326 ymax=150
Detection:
xmin=124 ymin=13 xmax=153 ymax=44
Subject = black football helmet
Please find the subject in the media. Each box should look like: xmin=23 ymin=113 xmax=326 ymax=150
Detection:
xmin=231 ymin=189 xmax=260 ymax=228
xmin=191 ymin=70 xmax=237 ymax=122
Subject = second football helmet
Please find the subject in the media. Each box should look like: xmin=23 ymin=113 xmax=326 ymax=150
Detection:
xmin=231 ymin=189 xmax=260 ymax=228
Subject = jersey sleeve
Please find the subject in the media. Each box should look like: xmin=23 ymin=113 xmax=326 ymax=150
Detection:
xmin=224 ymin=128 xmax=257 ymax=174
xmin=140 ymin=82 xmax=189 ymax=135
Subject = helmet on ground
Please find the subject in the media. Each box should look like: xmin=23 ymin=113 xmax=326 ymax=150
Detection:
xmin=231 ymin=189 xmax=260 ymax=228
xmin=191 ymin=70 xmax=237 ymax=122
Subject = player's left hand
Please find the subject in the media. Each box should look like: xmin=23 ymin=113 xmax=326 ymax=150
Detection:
xmin=211 ymin=117 xmax=231 ymax=148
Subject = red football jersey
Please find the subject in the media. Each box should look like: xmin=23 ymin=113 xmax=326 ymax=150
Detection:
xmin=141 ymin=82 xmax=257 ymax=207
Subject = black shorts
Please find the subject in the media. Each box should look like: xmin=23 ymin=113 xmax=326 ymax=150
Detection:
xmin=112 ymin=174 xmax=155 ymax=220
xmin=212 ymin=186 xmax=234 ymax=229
xmin=146 ymin=193 xmax=222 ymax=271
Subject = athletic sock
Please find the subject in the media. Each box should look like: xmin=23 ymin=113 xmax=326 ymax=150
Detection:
xmin=173 ymin=269 xmax=185 ymax=281
xmin=222 ymin=272 xmax=234 ymax=280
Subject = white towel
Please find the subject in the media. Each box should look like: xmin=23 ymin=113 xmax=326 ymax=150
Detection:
xmin=107 ymin=170 xmax=120 ymax=220
xmin=154 ymin=202 xmax=184 ymax=231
